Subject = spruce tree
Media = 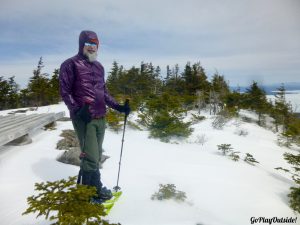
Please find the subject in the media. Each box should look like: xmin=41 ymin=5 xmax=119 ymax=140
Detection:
xmin=27 ymin=57 xmax=50 ymax=106
xmin=48 ymin=69 xmax=60 ymax=104
xmin=7 ymin=76 xmax=20 ymax=109
xmin=245 ymin=81 xmax=268 ymax=125
xmin=273 ymin=84 xmax=291 ymax=132
xmin=164 ymin=64 xmax=185 ymax=95
xmin=183 ymin=62 xmax=209 ymax=95
xmin=106 ymin=61 xmax=120 ymax=96
xmin=0 ymin=76 xmax=10 ymax=110
xmin=211 ymin=73 xmax=230 ymax=100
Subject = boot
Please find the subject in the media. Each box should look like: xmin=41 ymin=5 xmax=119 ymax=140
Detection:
xmin=99 ymin=186 xmax=113 ymax=201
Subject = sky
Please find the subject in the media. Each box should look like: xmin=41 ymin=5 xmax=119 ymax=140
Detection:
xmin=0 ymin=0 xmax=299 ymax=88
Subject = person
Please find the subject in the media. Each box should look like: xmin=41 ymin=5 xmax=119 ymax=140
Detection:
xmin=59 ymin=30 xmax=130 ymax=203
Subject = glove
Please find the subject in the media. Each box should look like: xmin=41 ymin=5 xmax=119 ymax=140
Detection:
xmin=116 ymin=101 xmax=131 ymax=116
xmin=79 ymin=152 xmax=87 ymax=159
xmin=76 ymin=104 xmax=92 ymax=123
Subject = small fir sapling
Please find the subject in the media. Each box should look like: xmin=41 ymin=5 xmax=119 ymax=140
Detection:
xmin=275 ymin=152 xmax=300 ymax=213
xmin=217 ymin=144 xmax=233 ymax=155
xmin=229 ymin=151 xmax=240 ymax=161
xmin=22 ymin=176 xmax=119 ymax=225
xmin=244 ymin=153 xmax=259 ymax=165
xmin=151 ymin=184 xmax=187 ymax=202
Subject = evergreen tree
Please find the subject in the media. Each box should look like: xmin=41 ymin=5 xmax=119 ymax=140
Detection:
xmin=211 ymin=73 xmax=230 ymax=99
xmin=0 ymin=76 xmax=10 ymax=110
xmin=107 ymin=61 xmax=119 ymax=94
xmin=153 ymin=66 xmax=162 ymax=95
xmin=165 ymin=65 xmax=172 ymax=82
xmin=19 ymin=88 xmax=30 ymax=108
xmin=273 ymin=84 xmax=291 ymax=132
xmin=7 ymin=76 xmax=20 ymax=109
xmin=27 ymin=57 xmax=50 ymax=106
xmin=164 ymin=64 xmax=185 ymax=95
xmin=182 ymin=62 xmax=193 ymax=94
xmin=48 ymin=69 xmax=60 ymax=104
xmin=245 ymin=81 xmax=268 ymax=125
xmin=182 ymin=62 xmax=209 ymax=96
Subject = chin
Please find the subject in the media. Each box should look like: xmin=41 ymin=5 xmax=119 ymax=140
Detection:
xmin=84 ymin=52 xmax=98 ymax=62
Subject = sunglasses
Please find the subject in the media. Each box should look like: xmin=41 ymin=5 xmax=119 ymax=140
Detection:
xmin=84 ymin=42 xmax=97 ymax=47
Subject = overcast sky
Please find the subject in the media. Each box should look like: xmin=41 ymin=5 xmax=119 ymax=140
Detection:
xmin=0 ymin=0 xmax=299 ymax=88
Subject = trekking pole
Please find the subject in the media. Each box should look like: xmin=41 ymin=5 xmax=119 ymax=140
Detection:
xmin=113 ymin=99 xmax=129 ymax=192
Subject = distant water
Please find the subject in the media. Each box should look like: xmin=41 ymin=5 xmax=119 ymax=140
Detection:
xmin=230 ymin=84 xmax=300 ymax=112
xmin=267 ymin=91 xmax=300 ymax=113
xmin=231 ymin=82 xmax=300 ymax=95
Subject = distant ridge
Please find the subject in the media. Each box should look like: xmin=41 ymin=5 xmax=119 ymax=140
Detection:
xmin=231 ymin=82 xmax=300 ymax=95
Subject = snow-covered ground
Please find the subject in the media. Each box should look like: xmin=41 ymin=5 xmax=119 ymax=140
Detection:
xmin=0 ymin=92 xmax=300 ymax=225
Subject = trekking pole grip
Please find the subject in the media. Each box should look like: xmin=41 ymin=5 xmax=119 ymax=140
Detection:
xmin=125 ymin=99 xmax=129 ymax=107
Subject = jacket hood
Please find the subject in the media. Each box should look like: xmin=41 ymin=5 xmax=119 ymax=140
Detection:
xmin=78 ymin=30 xmax=99 ymax=55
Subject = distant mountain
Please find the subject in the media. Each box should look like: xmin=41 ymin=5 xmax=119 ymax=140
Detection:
xmin=231 ymin=82 xmax=300 ymax=95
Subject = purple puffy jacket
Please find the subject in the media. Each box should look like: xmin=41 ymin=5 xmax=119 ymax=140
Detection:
xmin=59 ymin=30 xmax=119 ymax=119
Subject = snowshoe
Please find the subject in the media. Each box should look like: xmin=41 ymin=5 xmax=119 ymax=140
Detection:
xmin=102 ymin=191 xmax=122 ymax=214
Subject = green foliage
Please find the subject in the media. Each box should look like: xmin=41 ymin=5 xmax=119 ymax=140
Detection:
xmin=22 ymin=176 xmax=119 ymax=225
xmin=270 ymin=84 xmax=297 ymax=136
xmin=163 ymin=64 xmax=185 ymax=95
xmin=283 ymin=117 xmax=300 ymax=147
xmin=151 ymin=184 xmax=187 ymax=202
xmin=211 ymin=73 xmax=230 ymax=101
xmin=217 ymin=144 xmax=241 ymax=162
xmin=106 ymin=109 xmax=124 ymax=132
xmin=106 ymin=61 xmax=163 ymax=107
xmin=137 ymin=92 xmax=193 ymax=142
xmin=148 ymin=110 xmax=193 ymax=142
xmin=276 ymin=152 xmax=300 ymax=213
xmin=288 ymin=187 xmax=300 ymax=213
xmin=144 ymin=92 xmax=185 ymax=115
xmin=182 ymin=62 xmax=210 ymax=95
xmin=0 ymin=76 xmax=10 ymax=110
xmin=48 ymin=69 xmax=60 ymax=104
xmin=244 ymin=153 xmax=259 ymax=165
xmin=27 ymin=57 xmax=50 ymax=106
xmin=212 ymin=109 xmax=236 ymax=129
xmin=245 ymin=82 xmax=269 ymax=125
xmin=277 ymin=132 xmax=293 ymax=148
xmin=229 ymin=151 xmax=240 ymax=161
xmin=6 ymin=76 xmax=20 ymax=108
xmin=0 ymin=57 xmax=60 ymax=110
xmin=217 ymin=144 xmax=233 ymax=155
xmin=0 ymin=76 xmax=20 ymax=110
xmin=283 ymin=153 xmax=300 ymax=184
xmin=225 ymin=90 xmax=244 ymax=109
xmin=127 ymin=121 xmax=143 ymax=131
xmin=190 ymin=113 xmax=206 ymax=124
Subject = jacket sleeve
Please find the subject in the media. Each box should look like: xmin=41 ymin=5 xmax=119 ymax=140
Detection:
xmin=59 ymin=61 xmax=80 ymax=113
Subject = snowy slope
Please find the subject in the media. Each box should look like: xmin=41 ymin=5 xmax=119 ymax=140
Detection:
xmin=0 ymin=100 xmax=299 ymax=225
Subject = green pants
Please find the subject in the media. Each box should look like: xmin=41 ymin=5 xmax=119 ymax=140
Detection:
xmin=72 ymin=118 xmax=106 ymax=171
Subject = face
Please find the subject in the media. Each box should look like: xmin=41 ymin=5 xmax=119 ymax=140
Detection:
xmin=83 ymin=42 xmax=98 ymax=62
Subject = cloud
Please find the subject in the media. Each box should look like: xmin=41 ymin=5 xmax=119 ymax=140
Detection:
xmin=0 ymin=0 xmax=299 ymax=86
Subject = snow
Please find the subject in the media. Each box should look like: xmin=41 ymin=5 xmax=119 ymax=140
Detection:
xmin=0 ymin=97 xmax=299 ymax=225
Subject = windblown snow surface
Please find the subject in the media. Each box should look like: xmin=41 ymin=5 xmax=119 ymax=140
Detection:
xmin=0 ymin=92 xmax=299 ymax=225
